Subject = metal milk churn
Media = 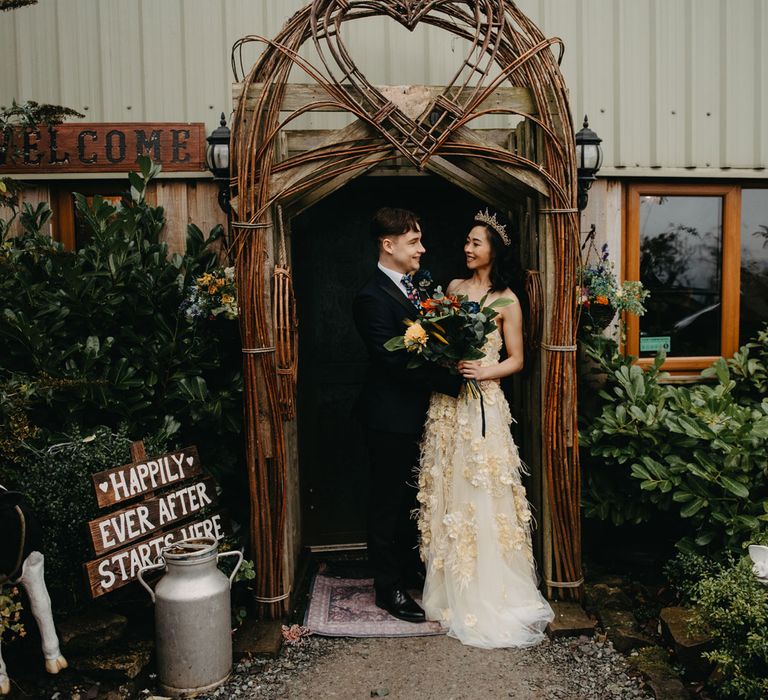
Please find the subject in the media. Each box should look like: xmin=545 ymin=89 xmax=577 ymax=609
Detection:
xmin=138 ymin=537 xmax=242 ymax=697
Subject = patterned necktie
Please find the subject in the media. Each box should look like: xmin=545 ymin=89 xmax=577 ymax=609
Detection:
xmin=401 ymin=274 xmax=421 ymax=310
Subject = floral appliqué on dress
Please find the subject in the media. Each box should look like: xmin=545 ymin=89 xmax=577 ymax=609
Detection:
xmin=417 ymin=328 xmax=553 ymax=648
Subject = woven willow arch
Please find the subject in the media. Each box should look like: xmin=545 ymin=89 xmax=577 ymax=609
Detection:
xmin=231 ymin=0 xmax=582 ymax=618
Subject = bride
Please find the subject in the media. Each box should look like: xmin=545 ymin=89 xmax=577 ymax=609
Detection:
xmin=416 ymin=209 xmax=554 ymax=648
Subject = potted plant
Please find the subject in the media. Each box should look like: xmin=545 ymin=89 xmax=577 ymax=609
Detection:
xmin=577 ymin=243 xmax=649 ymax=333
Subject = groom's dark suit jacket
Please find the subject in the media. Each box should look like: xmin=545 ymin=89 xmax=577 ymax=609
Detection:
xmin=353 ymin=267 xmax=461 ymax=434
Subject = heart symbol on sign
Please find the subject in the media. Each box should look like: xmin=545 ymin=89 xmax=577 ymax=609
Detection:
xmin=98 ymin=482 xmax=109 ymax=493
xmin=186 ymin=456 xmax=194 ymax=466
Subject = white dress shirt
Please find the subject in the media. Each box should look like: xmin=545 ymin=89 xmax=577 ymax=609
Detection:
xmin=378 ymin=262 xmax=411 ymax=299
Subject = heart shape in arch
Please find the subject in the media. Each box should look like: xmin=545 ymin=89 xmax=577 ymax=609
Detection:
xmin=389 ymin=0 xmax=435 ymax=31
xmin=309 ymin=0 xmax=508 ymax=167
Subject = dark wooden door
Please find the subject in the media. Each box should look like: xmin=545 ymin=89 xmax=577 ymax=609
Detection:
xmin=292 ymin=175 xmax=488 ymax=547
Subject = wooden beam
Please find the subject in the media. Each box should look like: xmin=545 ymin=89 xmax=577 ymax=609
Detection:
xmin=542 ymin=86 xmax=572 ymax=149
xmin=286 ymin=151 xmax=391 ymax=217
xmin=271 ymin=124 xmax=547 ymax=208
xmin=237 ymin=83 xmax=537 ymax=117
xmin=446 ymin=125 xmax=550 ymax=197
xmin=447 ymin=154 xmax=537 ymax=202
xmin=270 ymin=120 xmax=401 ymax=213
xmin=424 ymin=156 xmax=509 ymax=213
xmin=268 ymin=119 xmax=374 ymax=201
xmin=282 ymin=127 xmax=514 ymax=156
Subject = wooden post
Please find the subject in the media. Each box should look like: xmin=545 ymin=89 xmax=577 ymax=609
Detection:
xmin=537 ymin=190 xmax=557 ymax=600
xmin=129 ymin=440 xmax=147 ymax=463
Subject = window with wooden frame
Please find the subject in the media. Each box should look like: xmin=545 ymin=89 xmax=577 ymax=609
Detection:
xmin=624 ymin=182 xmax=768 ymax=373
xmin=50 ymin=182 xmax=124 ymax=250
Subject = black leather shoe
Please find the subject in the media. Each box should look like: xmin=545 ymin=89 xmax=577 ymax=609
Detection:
xmin=375 ymin=585 xmax=426 ymax=623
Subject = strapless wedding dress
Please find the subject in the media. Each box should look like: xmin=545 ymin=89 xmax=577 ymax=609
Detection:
xmin=417 ymin=329 xmax=553 ymax=648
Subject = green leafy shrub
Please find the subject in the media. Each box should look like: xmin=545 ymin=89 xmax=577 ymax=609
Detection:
xmin=705 ymin=324 xmax=768 ymax=408
xmin=4 ymin=424 xmax=171 ymax=608
xmin=663 ymin=551 xmax=724 ymax=604
xmin=580 ymin=329 xmax=768 ymax=551
xmin=696 ymin=558 xmax=768 ymax=699
xmin=580 ymin=337 xmax=671 ymax=526
xmin=0 ymin=157 xmax=243 ymax=483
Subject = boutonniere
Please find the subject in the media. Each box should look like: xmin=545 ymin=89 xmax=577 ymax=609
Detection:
xmin=412 ymin=269 xmax=434 ymax=293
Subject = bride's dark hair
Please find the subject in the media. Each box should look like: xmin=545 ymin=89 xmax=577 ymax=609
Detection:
xmin=465 ymin=211 xmax=522 ymax=294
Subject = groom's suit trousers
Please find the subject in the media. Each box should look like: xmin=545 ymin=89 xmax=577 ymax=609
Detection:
xmin=364 ymin=428 xmax=423 ymax=591
xmin=353 ymin=269 xmax=460 ymax=591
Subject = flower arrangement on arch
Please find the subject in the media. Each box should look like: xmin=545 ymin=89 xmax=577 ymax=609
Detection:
xmin=183 ymin=266 xmax=238 ymax=321
xmin=578 ymin=243 xmax=648 ymax=330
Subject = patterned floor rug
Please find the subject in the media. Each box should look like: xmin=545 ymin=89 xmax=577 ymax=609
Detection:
xmin=304 ymin=573 xmax=446 ymax=638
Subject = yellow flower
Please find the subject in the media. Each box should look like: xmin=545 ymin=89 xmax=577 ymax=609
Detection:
xmin=215 ymin=278 xmax=225 ymax=288
xmin=404 ymin=322 xmax=428 ymax=352
xmin=208 ymin=285 xmax=219 ymax=295
xmin=197 ymin=272 xmax=213 ymax=286
xmin=221 ymin=294 xmax=234 ymax=304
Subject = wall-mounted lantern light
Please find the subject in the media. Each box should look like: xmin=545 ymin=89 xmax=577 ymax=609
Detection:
xmin=206 ymin=112 xmax=231 ymax=214
xmin=575 ymin=115 xmax=603 ymax=211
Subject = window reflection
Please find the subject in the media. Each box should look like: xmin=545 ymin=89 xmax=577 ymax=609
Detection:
xmin=740 ymin=189 xmax=768 ymax=346
xmin=638 ymin=196 xmax=722 ymax=357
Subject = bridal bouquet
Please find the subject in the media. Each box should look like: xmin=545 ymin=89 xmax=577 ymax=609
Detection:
xmin=384 ymin=286 xmax=512 ymax=374
xmin=385 ymin=287 xmax=512 ymax=435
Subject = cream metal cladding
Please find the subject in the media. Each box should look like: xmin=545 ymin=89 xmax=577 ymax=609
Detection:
xmin=0 ymin=0 xmax=766 ymax=176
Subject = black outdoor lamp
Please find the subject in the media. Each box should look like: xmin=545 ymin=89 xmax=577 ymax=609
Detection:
xmin=574 ymin=115 xmax=603 ymax=211
xmin=206 ymin=112 xmax=231 ymax=214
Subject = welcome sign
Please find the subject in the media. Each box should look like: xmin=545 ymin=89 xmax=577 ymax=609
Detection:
xmin=84 ymin=442 xmax=229 ymax=598
xmin=0 ymin=123 xmax=207 ymax=174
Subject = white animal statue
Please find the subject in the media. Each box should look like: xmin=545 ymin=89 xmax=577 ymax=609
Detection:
xmin=0 ymin=487 xmax=67 ymax=695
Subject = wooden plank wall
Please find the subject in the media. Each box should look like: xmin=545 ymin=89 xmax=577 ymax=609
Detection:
xmin=2 ymin=180 xmax=227 ymax=253
xmin=1 ymin=184 xmax=53 ymax=239
xmin=146 ymin=180 xmax=228 ymax=253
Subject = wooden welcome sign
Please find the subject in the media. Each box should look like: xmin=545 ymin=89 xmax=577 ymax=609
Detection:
xmin=83 ymin=442 xmax=230 ymax=598
xmin=0 ymin=123 xmax=207 ymax=174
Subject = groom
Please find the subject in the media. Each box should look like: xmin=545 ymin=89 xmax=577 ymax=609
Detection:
xmin=353 ymin=207 xmax=461 ymax=623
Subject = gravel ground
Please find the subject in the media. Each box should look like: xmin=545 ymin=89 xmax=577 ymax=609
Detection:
xmin=195 ymin=633 xmax=653 ymax=700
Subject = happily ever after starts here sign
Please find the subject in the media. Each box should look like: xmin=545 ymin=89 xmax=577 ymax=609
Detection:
xmin=83 ymin=443 xmax=230 ymax=598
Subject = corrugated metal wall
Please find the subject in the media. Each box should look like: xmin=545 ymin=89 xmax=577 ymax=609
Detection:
xmin=1 ymin=0 xmax=766 ymax=176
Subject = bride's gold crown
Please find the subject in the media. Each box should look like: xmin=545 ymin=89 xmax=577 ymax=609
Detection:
xmin=474 ymin=208 xmax=511 ymax=246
